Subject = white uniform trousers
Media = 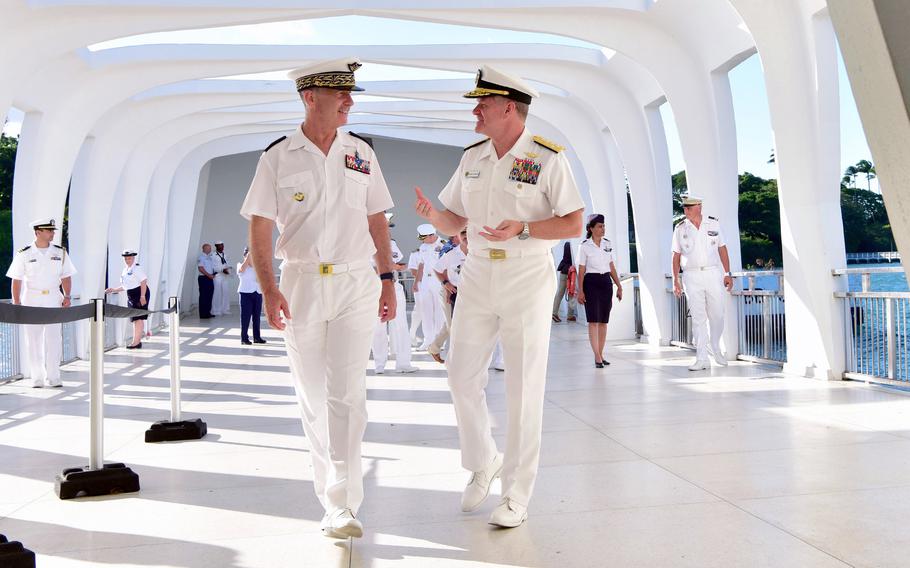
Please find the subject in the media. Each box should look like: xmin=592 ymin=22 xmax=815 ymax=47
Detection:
xmin=682 ymin=267 xmax=726 ymax=362
xmin=428 ymin=287 xmax=453 ymax=356
xmin=280 ymin=264 xmax=379 ymax=515
xmin=446 ymin=253 xmax=556 ymax=508
xmin=372 ymin=282 xmax=411 ymax=372
xmin=21 ymin=289 xmax=63 ymax=386
xmin=212 ymin=273 xmax=231 ymax=315
xmin=418 ymin=280 xmax=444 ymax=350
xmin=409 ymin=289 xmax=423 ymax=344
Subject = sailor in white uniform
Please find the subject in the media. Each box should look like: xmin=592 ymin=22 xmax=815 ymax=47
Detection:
xmin=372 ymin=214 xmax=418 ymax=374
xmin=414 ymin=65 xmax=584 ymax=528
xmin=414 ymin=224 xmax=444 ymax=351
xmin=671 ymin=195 xmax=734 ymax=370
xmin=241 ymin=58 xmax=396 ymax=540
xmin=6 ymin=218 xmax=77 ymax=387
xmin=211 ymin=240 xmax=232 ymax=316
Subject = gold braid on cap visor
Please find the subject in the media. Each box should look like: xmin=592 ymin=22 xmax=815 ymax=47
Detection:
xmin=295 ymin=72 xmax=357 ymax=91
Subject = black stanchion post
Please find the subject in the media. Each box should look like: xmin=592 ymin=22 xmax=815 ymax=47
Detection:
xmin=55 ymin=298 xmax=140 ymax=499
xmin=145 ymin=297 xmax=207 ymax=442
xmin=0 ymin=534 xmax=36 ymax=568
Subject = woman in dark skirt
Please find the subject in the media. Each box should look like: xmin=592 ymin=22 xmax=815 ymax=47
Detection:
xmin=577 ymin=214 xmax=623 ymax=368
xmin=105 ymin=249 xmax=151 ymax=349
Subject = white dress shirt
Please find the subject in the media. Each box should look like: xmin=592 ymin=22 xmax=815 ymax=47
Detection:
xmin=240 ymin=128 xmax=394 ymax=264
xmin=671 ymin=217 xmax=726 ymax=270
xmin=120 ymin=263 xmax=148 ymax=290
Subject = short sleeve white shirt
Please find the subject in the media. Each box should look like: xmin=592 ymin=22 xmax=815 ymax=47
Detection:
xmin=671 ymin=216 xmax=726 ymax=270
xmin=240 ymin=128 xmax=394 ymax=264
xmin=578 ymin=238 xmax=615 ymax=274
xmin=435 ymin=246 xmax=468 ymax=287
xmin=237 ymin=262 xmax=262 ymax=294
xmin=120 ymin=262 xmax=148 ymax=290
xmin=438 ymin=128 xmax=585 ymax=254
xmin=6 ymin=242 xmax=77 ymax=291
xmin=197 ymin=253 xmax=216 ymax=274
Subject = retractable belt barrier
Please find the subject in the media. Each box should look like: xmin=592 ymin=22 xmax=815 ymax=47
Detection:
xmin=1 ymin=297 xmax=206 ymax=503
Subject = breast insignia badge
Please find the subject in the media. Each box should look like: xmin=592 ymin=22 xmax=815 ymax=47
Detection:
xmin=293 ymin=192 xmax=305 ymax=202
xmin=508 ymin=158 xmax=542 ymax=185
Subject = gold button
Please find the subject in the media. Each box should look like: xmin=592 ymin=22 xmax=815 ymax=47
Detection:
xmin=517 ymin=183 xmax=523 ymax=189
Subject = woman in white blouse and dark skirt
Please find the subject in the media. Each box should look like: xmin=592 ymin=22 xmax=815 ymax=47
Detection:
xmin=577 ymin=214 xmax=623 ymax=368
xmin=105 ymin=249 xmax=150 ymax=349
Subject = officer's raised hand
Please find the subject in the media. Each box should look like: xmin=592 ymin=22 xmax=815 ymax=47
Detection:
xmin=479 ymin=220 xmax=522 ymax=241
xmin=414 ymin=187 xmax=437 ymax=222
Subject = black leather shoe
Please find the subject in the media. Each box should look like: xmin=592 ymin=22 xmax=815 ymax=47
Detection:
xmin=126 ymin=342 xmax=142 ymax=349
xmin=595 ymin=361 xmax=604 ymax=369
xmin=253 ymin=338 xmax=267 ymax=344
xmin=241 ymin=339 xmax=252 ymax=345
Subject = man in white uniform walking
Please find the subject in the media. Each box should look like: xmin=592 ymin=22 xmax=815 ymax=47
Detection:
xmin=6 ymin=218 xmax=77 ymax=388
xmin=671 ymin=195 xmax=734 ymax=370
xmin=211 ymin=240 xmax=232 ymax=316
xmin=414 ymin=224 xmax=444 ymax=351
xmin=415 ymin=65 xmax=584 ymax=528
xmin=242 ymin=58 xmax=396 ymax=540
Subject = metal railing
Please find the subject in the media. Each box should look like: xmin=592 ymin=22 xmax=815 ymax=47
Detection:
xmin=732 ymin=271 xmax=787 ymax=364
xmin=61 ymin=320 xmax=81 ymax=364
xmin=630 ymin=274 xmax=643 ymax=338
xmin=0 ymin=300 xmax=21 ymax=382
xmin=398 ymin=272 xmax=416 ymax=305
xmin=834 ymin=266 xmax=910 ymax=384
xmin=667 ymin=270 xmax=787 ymax=364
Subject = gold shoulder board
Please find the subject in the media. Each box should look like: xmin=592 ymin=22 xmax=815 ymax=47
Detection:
xmin=532 ymin=135 xmax=564 ymax=153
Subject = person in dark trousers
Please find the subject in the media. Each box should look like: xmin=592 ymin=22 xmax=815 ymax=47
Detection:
xmin=237 ymin=246 xmax=266 ymax=345
xmin=552 ymin=241 xmax=578 ymax=322
xmin=197 ymin=243 xmax=216 ymax=318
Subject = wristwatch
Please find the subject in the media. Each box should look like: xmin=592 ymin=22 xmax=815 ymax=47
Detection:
xmin=518 ymin=221 xmax=531 ymax=240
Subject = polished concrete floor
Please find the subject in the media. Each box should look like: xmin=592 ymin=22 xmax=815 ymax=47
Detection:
xmin=1 ymin=315 xmax=910 ymax=567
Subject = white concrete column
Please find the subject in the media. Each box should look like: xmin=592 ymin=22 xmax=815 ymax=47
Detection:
xmin=731 ymin=0 xmax=846 ymax=379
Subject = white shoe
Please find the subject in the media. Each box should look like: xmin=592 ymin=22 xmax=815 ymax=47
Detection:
xmin=396 ymin=366 xmax=419 ymax=374
xmin=711 ymin=349 xmax=728 ymax=367
xmin=688 ymin=360 xmax=709 ymax=371
xmin=321 ymin=508 xmax=363 ymax=539
xmin=375 ymin=369 xmax=385 ymax=375
xmin=28 ymin=379 xmax=45 ymax=388
xmin=488 ymin=498 xmax=528 ymax=528
xmin=461 ymin=453 xmax=503 ymax=512
xmin=46 ymin=379 xmax=62 ymax=388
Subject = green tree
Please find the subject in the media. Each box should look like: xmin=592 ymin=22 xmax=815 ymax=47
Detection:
xmin=0 ymin=134 xmax=16 ymax=210
xmin=853 ymin=159 xmax=876 ymax=191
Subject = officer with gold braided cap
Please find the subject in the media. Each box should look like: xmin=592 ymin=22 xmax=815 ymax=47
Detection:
xmin=241 ymin=57 xmax=395 ymax=540
xmin=414 ymin=64 xmax=585 ymax=528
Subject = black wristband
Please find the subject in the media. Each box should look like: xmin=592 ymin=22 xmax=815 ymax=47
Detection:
xmin=379 ymin=272 xmax=395 ymax=281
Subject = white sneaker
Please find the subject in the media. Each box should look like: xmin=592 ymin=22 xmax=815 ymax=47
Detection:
xmin=711 ymin=350 xmax=728 ymax=367
xmin=688 ymin=360 xmax=709 ymax=371
xmin=396 ymin=366 xmax=419 ymax=374
xmin=488 ymin=498 xmax=528 ymax=528
xmin=461 ymin=453 xmax=503 ymax=512
xmin=321 ymin=508 xmax=363 ymax=539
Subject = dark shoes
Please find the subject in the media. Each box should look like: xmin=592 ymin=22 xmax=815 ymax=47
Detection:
xmin=595 ymin=361 xmax=604 ymax=369
xmin=253 ymin=338 xmax=267 ymax=344
xmin=241 ymin=339 xmax=252 ymax=345
xmin=567 ymin=315 xmax=577 ymax=322
xmin=552 ymin=314 xmax=562 ymax=323
xmin=242 ymin=338 xmax=266 ymax=345
xmin=126 ymin=342 xmax=142 ymax=350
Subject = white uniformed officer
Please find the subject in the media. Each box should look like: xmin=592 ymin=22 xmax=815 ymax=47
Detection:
xmin=211 ymin=240 xmax=232 ymax=316
xmin=371 ymin=214 xmax=417 ymax=374
xmin=414 ymin=224 xmax=444 ymax=351
xmin=406 ymin=249 xmax=424 ymax=345
xmin=671 ymin=195 xmax=734 ymax=370
xmin=6 ymin=218 xmax=77 ymax=388
xmin=415 ymin=65 xmax=584 ymax=528
xmin=241 ymin=58 xmax=395 ymax=540
xmin=427 ymin=229 xmax=467 ymax=363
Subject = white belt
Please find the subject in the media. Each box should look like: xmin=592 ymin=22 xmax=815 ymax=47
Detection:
xmin=685 ymin=265 xmax=719 ymax=272
xmin=470 ymin=248 xmax=551 ymax=260
xmin=284 ymin=260 xmax=372 ymax=275
xmin=26 ymin=287 xmax=54 ymax=295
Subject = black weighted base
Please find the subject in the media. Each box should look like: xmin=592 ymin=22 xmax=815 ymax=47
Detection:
xmin=145 ymin=418 xmax=207 ymax=443
xmin=55 ymin=463 xmax=140 ymax=500
xmin=0 ymin=535 xmax=36 ymax=568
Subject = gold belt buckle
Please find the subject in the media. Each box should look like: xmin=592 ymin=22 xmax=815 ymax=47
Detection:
xmin=319 ymin=263 xmax=334 ymax=275
xmin=41 ymin=290 xmax=49 ymax=295
xmin=489 ymin=249 xmax=507 ymax=260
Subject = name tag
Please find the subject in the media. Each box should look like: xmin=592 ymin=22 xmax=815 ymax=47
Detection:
xmin=707 ymin=231 xmax=719 ymax=237
xmin=51 ymin=256 xmax=62 ymax=261
xmin=464 ymin=170 xmax=481 ymax=179
xmin=28 ymin=259 xmax=37 ymax=263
